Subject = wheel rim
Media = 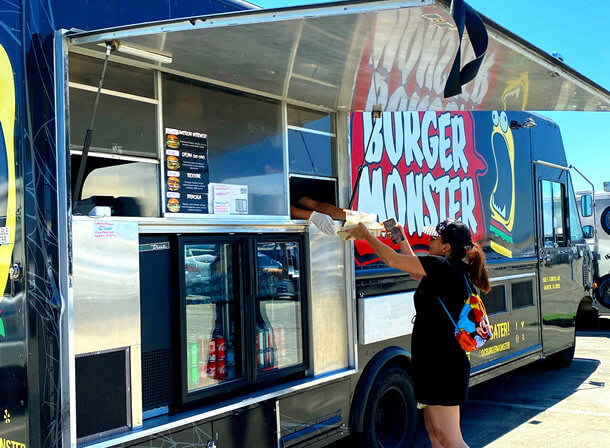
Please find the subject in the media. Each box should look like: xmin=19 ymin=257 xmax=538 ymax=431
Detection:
xmin=375 ymin=386 xmax=408 ymax=447
xmin=599 ymin=278 xmax=610 ymax=309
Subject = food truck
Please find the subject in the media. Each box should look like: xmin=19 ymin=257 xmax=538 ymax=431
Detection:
xmin=577 ymin=188 xmax=610 ymax=320
xmin=1 ymin=1 xmax=609 ymax=448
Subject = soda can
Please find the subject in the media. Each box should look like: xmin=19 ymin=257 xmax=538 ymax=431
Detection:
xmin=216 ymin=337 xmax=226 ymax=361
xmin=266 ymin=347 xmax=274 ymax=368
xmin=190 ymin=366 xmax=198 ymax=386
xmin=188 ymin=341 xmax=198 ymax=367
xmin=197 ymin=338 xmax=206 ymax=360
xmin=198 ymin=361 xmax=207 ymax=382
xmin=267 ymin=327 xmax=275 ymax=367
xmin=279 ymin=327 xmax=286 ymax=363
xmin=206 ymin=359 xmax=216 ymax=379
xmin=257 ymin=329 xmax=266 ymax=368
xmin=208 ymin=338 xmax=216 ymax=362
xmin=216 ymin=359 xmax=227 ymax=380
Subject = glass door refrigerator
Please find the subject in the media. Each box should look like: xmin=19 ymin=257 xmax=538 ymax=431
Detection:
xmin=178 ymin=234 xmax=307 ymax=404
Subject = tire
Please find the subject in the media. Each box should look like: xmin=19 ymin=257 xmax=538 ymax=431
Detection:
xmin=576 ymin=302 xmax=599 ymax=330
xmin=546 ymin=336 xmax=576 ymax=369
xmin=358 ymin=365 xmax=417 ymax=448
xmin=596 ymin=275 xmax=610 ymax=309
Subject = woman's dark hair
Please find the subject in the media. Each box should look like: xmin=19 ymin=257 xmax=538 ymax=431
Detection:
xmin=465 ymin=243 xmax=490 ymax=293
xmin=447 ymin=241 xmax=491 ymax=293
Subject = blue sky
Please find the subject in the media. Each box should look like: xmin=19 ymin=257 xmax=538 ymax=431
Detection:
xmin=253 ymin=0 xmax=610 ymax=192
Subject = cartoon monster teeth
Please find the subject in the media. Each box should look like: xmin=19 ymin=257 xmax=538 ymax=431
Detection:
xmin=489 ymin=111 xmax=516 ymax=258
xmin=0 ymin=44 xmax=16 ymax=307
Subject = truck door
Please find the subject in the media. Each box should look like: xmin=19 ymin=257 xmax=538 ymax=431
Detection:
xmin=536 ymin=168 xmax=574 ymax=355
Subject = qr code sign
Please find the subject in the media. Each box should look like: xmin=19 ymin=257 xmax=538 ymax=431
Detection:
xmin=235 ymin=199 xmax=248 ymax=214
xmin=0 ymin=227 xmax=10 ymax=245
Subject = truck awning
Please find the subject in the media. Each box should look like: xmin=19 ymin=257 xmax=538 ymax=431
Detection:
xmin=68 ymin=0 xmax=610 ymax=112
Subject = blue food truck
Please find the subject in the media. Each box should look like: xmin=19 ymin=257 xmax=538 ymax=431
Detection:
xmin=0 ymin=1 xmax=609 ymax=448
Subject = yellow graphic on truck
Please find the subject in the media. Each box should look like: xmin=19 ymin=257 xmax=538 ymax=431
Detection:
xmin=0 ymin=43 xmax=17 ymax=337
xmin=488 ymin=111 xmax=516 ymax=258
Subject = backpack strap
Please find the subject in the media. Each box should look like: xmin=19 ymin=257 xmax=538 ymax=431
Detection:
xmin=437 ymin=296 xmax=460 ymax=333
xmin=463 ymin=273 xmax=473 ymax=296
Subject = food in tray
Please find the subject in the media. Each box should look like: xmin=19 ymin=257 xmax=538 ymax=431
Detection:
xmin=337 ymin=210 xmax=384 ymax=240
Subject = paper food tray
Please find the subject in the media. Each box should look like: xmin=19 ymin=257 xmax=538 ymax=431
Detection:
xmin=338 ymin=222 xmax=384 ymax=240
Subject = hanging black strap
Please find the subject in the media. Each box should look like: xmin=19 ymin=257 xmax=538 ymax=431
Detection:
xmin=73 ymin=41 xmax=115 ymax=211
xmin=348 ymin=113 xmax=378 ymax=209
xmin=443 ymin=0 xmax=488 ymax=98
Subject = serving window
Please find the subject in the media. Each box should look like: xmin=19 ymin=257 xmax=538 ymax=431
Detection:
xmin=68 ymin=53 xmax=339 ymax=219
xmin=162 ymin=75 xmax=287 ymax=216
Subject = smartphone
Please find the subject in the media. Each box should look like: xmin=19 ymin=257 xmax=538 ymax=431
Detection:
xmin=382 ymin=218 xmax=405 ymax=244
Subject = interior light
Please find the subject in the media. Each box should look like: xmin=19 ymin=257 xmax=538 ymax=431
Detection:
xmin=522 ymin=117 xmax=537 ymax=128
xmin=98 ymin=40 xmax=172 ymax=64
xmin=510 ymin=117 xmax=537 ymax=130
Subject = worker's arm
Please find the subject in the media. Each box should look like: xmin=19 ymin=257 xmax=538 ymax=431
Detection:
xmin=297 ymin=196 xmax=346 ymax=220
xmin=290 ymin=205 xmax=312 ymax=220
xmin=346 ymin=223 xmax=426 ymax=277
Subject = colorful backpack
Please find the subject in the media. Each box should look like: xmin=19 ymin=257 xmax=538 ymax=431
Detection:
xmin=438 ymin=275 xmax=493 ymax=352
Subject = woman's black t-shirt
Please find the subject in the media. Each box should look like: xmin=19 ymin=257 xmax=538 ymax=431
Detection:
xmin=411 ymin=255 xmax=472 ymax=405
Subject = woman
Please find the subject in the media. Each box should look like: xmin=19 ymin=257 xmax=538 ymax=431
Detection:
xmin=347 ymin=219 xmax=490 ymax=448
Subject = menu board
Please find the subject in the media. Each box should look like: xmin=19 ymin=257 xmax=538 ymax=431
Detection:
xmin=164 ymin=128 xmax=209 ymax=214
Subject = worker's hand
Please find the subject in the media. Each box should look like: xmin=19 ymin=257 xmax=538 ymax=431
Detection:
xmin=346 ymin=222 xmax=371 ymax=240
xmin=309 ymin=211 xmax=337 ymax=236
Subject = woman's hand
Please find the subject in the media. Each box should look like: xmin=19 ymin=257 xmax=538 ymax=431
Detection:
xmin=395 ymin=223 xmax=408 ymax=241
xmin=346 ymin=222 xmax=372 ymax=241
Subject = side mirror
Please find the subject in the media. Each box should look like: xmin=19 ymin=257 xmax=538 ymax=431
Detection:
xmin=581 ymin=194 xmax=593 ymax=217
xmin=583 ymin=225 xmax=594 ymax=239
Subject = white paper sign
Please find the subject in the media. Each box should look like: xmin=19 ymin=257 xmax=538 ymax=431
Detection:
xmin=0 ymin=227 xmax=10 ymax=245
xmin=213 ymin=184 xmax=231 ymax=215
xmin=94 ymin=221 xmax=116 ymax=239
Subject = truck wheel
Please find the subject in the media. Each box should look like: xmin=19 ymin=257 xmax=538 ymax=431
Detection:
xmin=596 ymin=275 xmax=610 ymax=309
xmin=546 ymin=336 xmax=575 ymax=369
xmin=359 ymin=365 xmax=417 ymax=448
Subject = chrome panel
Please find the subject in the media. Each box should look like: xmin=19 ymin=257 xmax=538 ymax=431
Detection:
xmin=308 ymin=226 xmax=349 ymax=374
xmin=85 ymin=368 xmax=357 ymax=448
xmin=336 ymin=111 xmax=357 ymax=369
xmin=72 ymin=219 xmax=140 ymax=354
xmin=81 ymin=162 xmax=160 ymax=217
xmin=69 ymin=0 xmax=609 ymax=112
xmin=490 ymin=272 xmax=536 ymax=282
xmin=358 ymin=292 xmax=416 ymax=345
xmin=55 ymin=31 xmax=77 ymax=448
xmin=130 ymin=345 xmax=143 ymax=429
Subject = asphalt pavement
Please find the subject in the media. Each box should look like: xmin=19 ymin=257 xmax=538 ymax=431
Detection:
xmin=331 ymin=317 xmax=610 ymax=448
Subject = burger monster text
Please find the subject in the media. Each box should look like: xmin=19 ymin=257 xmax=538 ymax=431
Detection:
xmin=354 ymin=111 xmax=486 ymax=239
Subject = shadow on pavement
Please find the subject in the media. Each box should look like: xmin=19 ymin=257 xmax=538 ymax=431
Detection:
xmin=412 ymin=355 xmax=600 ymax=447
xmin=330 ymin=322 xmax=609 ymax=448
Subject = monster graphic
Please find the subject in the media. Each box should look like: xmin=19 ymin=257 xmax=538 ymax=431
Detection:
xmin=0 ymin=43 xmax=17 ymax=336
xmin=502 ymin=72 xmax=529 ymax=111
xmin=489 ymin=111 xmax=516 ymax=258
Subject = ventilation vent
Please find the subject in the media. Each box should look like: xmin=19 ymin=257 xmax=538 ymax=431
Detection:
xmin=142 ymin=348 xmax=171 ymax=412
xmin=76 ymin=349 xmax=129 ymax=440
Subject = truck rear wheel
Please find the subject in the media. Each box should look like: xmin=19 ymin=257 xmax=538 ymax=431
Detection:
xmin=546 ymin=335 xmax=576 ymax=369
xmin=359 ymin=365 xmax=417 ymax=448
xmin=596 ymin=275 xmax=610 ymax=309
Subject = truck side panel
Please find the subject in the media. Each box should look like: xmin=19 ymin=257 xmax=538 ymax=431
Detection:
xmin=0 ymin=4 xmax=26 ymax=448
